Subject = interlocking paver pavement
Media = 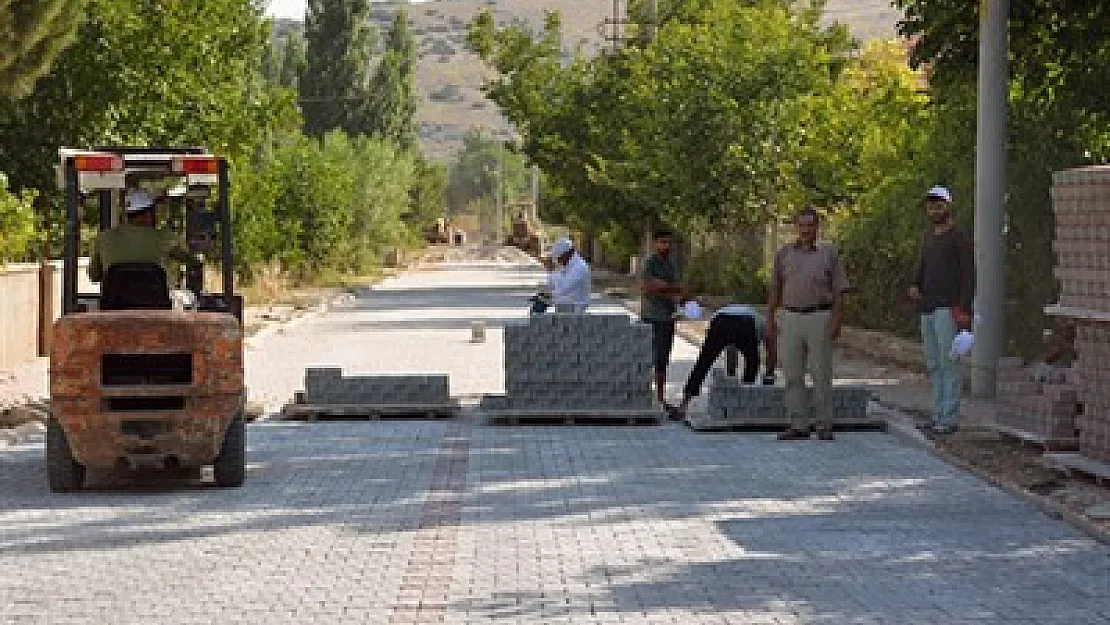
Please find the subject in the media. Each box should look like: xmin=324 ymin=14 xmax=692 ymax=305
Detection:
xmin=2 ymin=256 xmax=1109 ymax=624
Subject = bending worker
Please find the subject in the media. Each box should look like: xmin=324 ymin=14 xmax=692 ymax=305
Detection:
xmin=670 ymin=304 xmax=777 ymax=419
xmin=543 ymin=237 xmax=591 ymax=313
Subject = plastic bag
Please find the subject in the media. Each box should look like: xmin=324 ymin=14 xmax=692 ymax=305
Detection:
xmin=950 ymin=330 xmax=975 ymax=360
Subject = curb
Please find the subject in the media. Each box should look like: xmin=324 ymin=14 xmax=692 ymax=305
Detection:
xmin=245 ymin=291 xmax=355 ymax=348
xmin=0 ymin=420 xmax=45 ymax=448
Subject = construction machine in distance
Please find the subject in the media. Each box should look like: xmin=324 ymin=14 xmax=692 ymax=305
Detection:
xmin=504 ymin=202 xmax=543 ymax=257
xmin=47 ymin=147 xmax=246 ymax=492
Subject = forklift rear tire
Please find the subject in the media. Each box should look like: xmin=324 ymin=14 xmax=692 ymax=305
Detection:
xmin=213 ymin=416 xmax=245 ymax=488
xmin=46 ymin=417 xmax=85 ymax=493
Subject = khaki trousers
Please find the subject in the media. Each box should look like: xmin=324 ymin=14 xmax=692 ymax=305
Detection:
xmin=780 ymin=310 xmax=834 ymax=430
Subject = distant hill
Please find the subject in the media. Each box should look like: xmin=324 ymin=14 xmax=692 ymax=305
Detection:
xmin=273 ymin=0 xmax=902 ymax=160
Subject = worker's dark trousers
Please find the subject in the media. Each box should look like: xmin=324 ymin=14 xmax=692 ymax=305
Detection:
xmin=683 ymin=314 xmax=760 ymax=397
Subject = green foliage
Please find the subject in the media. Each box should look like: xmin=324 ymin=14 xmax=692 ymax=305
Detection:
xmin=467 ymin=0 xmax=852 ymax=237
xmin=0 ymin=171 xmax=37 ymax=264
xmin=408 ymin=157 xmax=447 ymax=228
xmin=0 ymin=0 xmax=85 ymax=100
xmin=365 ymin=8 xmax=418 ymax=148
xmin=300 ymin=0 xmax=377 ymax=137
xmin=232 ymin=132 xmax=427 ymax=280
xmin=445 ymin=128 xmax=531 ymax=212
xmin=892 ymin=0 xmax=1110 ymax=354
xmin=0 ymin=0 xmax=299 ymax=193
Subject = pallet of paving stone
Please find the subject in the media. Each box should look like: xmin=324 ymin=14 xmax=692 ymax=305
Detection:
xmin=992 ymin=422 xmax=1080 ymax=453
xmin=1041 ymin=452 xmax=1110 ymax=486
xmin=483 ymin=408 xmax=663 ymax=426
xmin=281 ymin=401 xmax=461 ymax=422
xmin=692 ymin=376 xmax=882 ymax=432
xmin=684 ymin=413 xmax=887 ymax=433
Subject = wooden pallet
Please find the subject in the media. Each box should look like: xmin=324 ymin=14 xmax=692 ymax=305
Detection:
xmin=1041 ymin=453 xmax=1110 ymax=486
xmin=992 ymin=423 xmax=1080 ymax=452
xmin=685 ymin=415 xmax=886 ymax=433
xmin=484 ymin=408 xmax=663 ymax=426
xmin=281 ymin=401 xmax=461 ymax=422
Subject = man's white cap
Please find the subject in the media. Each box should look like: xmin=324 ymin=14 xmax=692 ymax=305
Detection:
xmin=547 ymin=237 xmax=573 ymax=258
xmin=125 ymin=189 xmax=155 ymax=213
xmin=925 ymin=186 xmax=952 ymax=202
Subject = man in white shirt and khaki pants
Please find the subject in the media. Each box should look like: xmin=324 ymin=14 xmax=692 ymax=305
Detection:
xmin=543 ymin=237 xmax=591 ymax=313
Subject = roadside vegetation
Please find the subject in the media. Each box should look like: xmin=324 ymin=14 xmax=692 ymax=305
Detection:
xmin=0 ymin=0 xmax=443 ymax=291
xmin=467 ymin=0 xmax=1110 ymax=356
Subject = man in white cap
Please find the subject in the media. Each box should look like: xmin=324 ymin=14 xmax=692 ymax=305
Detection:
xmin=907 ymin=185 xmax=975 ymax=437
xmin=89 ymin=188 xmax=187 ymax=286
xmin=543 ymin=236 xmax=591 ymax=313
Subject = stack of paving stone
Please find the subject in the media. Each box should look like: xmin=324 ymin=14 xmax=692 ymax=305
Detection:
xmin=302 ymin=367 xmax=451 ymax=406
xmin=1050 ymin=166 xmax=1110 ymax=463
xmin=693 ymin=369 xmax=875 ymax=429
xmin=994 ymin=357 xmax=1081 ymax=445
xmin=481 ymin=314 xmax=655 ymax=413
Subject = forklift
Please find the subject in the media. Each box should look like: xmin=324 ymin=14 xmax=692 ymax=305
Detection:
xmin=47 ymin=147 xmax=246 ymax=491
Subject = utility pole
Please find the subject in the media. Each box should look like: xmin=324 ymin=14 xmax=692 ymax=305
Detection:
xmin=495 ymin=141 xmax=504 ymax=246
xmin=972 ymin=0 xmax=1009 ymax=398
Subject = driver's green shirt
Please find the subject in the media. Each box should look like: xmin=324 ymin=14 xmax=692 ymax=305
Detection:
xmin=88 ymin=224 xmax=183 ymax=283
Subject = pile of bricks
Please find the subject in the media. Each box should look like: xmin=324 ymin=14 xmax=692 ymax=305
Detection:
xmin=1050 ymin=165 xmax=1110 ymax=462
xmin=701 ymin=369 xmax=874 ymax=427
xmin=1052 ymin=167 xmax=1110 ymax=311
xmin=482 ymin=314 xmax=654 ymax=411
xmin=994 ymin=357 xmax=1080 ymax=443
xmin=303 ymin=368 xmax=452 ymax=406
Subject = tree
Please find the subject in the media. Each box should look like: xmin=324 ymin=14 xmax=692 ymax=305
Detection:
xmin=446 ymin=128 xmax=529 ymax=213
xmin=0 ymin=0 xmax=297 ymax=194
xmin=0 ymin=171 xmax=36 ymax=263
xmin=365 ymin=8 xmax=418 ymax=147
xmin=280 ymin=33 xmax=307 ymax=90
xmin=300 ymin=0 xmax=377 ymax=137
xmin=467 ymin=0 xmax=851 ymax=236
xmin=0 ymin=0 xmax=85 ymax=100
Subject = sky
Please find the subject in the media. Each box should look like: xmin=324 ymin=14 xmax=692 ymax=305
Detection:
xmin=265 ymin=0 xmax=428 ymax=21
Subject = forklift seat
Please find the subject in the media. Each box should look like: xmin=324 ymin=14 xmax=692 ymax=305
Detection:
xmin=99 ymin=262 xmax=172 ymax=311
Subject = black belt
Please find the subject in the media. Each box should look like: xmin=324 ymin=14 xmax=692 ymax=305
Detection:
xmin=784 ymin=305 xmax=831 ymax=314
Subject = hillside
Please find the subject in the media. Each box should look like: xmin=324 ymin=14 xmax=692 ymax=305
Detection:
xmin=275 ymin=0 xmax=902 ymax=160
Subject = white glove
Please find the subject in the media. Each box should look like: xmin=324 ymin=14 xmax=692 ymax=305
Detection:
xmin=950 ymin=330 xmax=975 ymax=360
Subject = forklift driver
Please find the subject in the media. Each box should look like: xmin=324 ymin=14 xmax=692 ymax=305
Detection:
xmin=89 ymin=189 xmax=189 ymax=310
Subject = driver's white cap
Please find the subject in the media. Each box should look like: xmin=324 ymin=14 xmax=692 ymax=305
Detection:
xmin=125 ymin=189 xmax=155 ymax=213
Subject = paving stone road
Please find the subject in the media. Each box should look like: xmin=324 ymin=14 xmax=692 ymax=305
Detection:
xmin=2 ymin=257 xmax=1109 ymax=624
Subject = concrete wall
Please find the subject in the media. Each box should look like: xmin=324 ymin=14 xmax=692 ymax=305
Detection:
xmin=0 ymin=259 xmax=95 ymax=372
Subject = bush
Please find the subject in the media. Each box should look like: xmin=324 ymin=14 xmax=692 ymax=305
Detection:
xmin=231 ymin=132 xmax=427 ymax=282
xmin=0 ymin=173 xmax=38 ymax=265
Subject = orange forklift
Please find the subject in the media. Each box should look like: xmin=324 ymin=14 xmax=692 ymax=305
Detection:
xmin=47 ymin=147 xmax=245 ymax=491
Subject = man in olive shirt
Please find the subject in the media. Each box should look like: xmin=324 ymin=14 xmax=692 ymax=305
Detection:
xmin=89 ymin=190 xmax=188 ymax=306
xmin=767 ymin=208 xmax=849 ymax=440
xmin=908 ymin=186 xmax=975 ymax=436
xmin=641 ymin=229 xmax=687 ymax=410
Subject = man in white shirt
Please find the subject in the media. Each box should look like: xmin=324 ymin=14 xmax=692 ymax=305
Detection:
xmin=543 ymin=237 xmax=591 ymax=313
xmin=670 ymin=304 xmax=777 ymax=419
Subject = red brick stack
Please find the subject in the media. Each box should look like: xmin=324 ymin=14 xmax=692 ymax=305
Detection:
xmin=995 ymin=358 xmax=1081 ymax=443
xmin=1050 ymin=165 xmax=1110 ymax=462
